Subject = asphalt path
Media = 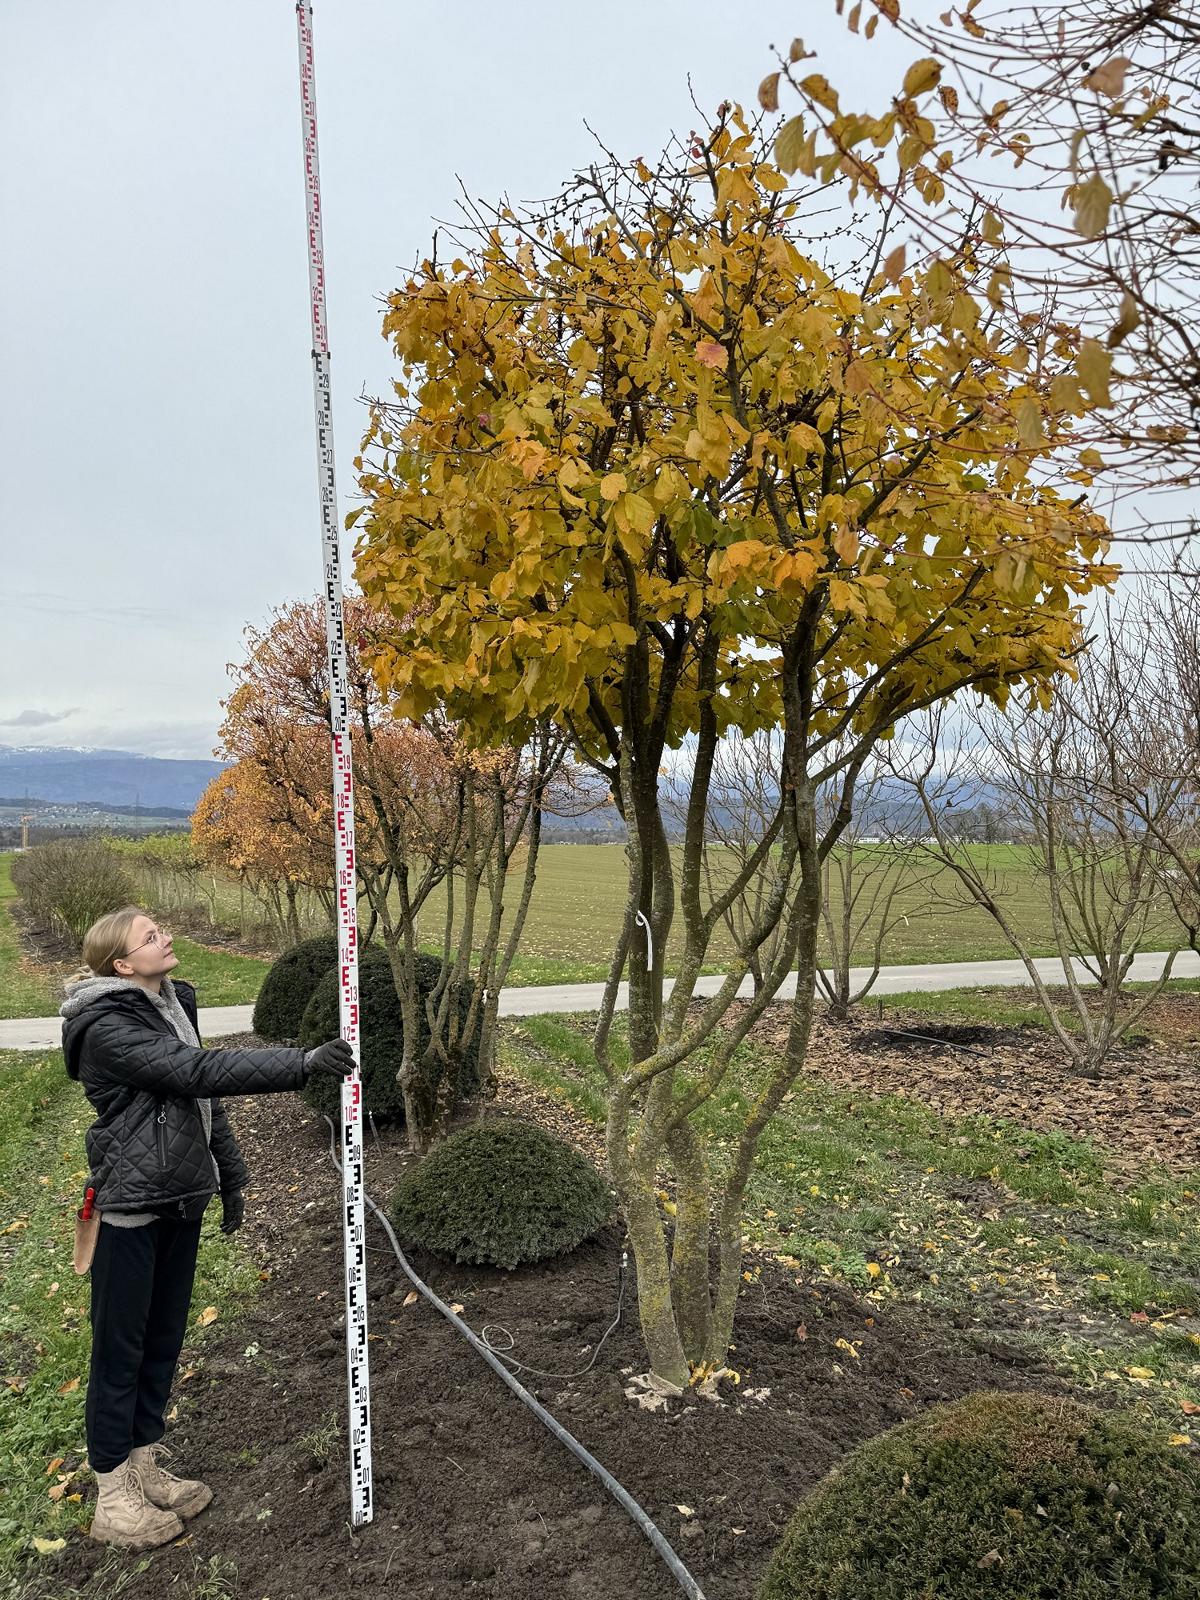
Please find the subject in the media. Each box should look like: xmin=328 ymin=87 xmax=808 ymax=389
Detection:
xmin=2 ymin=949 xmax=1196 ymax=1053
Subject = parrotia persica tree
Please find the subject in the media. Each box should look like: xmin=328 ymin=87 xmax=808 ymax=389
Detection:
xmin=352 ymin=108 xmax=1116 ymax=1385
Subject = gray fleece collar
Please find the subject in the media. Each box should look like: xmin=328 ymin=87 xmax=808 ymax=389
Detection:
xmin=60 ymin=974 xmax=187 ymax=1024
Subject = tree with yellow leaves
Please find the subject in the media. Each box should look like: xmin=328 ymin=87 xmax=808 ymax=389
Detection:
xmin=353 ymin=108 xmax=1116 ymax=1385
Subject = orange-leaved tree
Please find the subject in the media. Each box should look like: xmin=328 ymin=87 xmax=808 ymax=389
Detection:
xmin=208 ymin=597 xmax=563 ymax=1146
xmin=352 ymin=108 xmax=1116 ymax=1384
xmin=192 ymin=754 xmax=333 ymax=945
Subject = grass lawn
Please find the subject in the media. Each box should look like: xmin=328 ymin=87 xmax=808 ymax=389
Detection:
xmin=503 ymin=1011 xmax=1200 ymax=1430
xmin=0 ymin=858 xmax=56 ymax=1021
xmin=0 ymin=1048 xmax=260 ymax=1587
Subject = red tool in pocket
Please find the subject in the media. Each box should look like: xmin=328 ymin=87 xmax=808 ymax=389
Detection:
xmin=73 ymin=1186 xmax=100 ymax=1275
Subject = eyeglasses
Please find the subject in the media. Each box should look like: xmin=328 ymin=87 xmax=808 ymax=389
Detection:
xmin=121 ymin=926 xmax=171 ymax=959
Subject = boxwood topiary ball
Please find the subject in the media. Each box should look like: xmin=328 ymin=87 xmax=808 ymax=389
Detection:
xmin=251 ymin=934 xmax=339 ymax=1042
xmin=390 ymin=1119 xmax=612 ymax=1269
xmin=298 ymin=946 xmax=480 ymax=1124
xmin=757 ymin=1388 xmax=1200 ymax=1600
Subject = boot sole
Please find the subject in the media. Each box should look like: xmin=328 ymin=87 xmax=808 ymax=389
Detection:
xmin=89 ymin=1512 xmax=184 ymax=1549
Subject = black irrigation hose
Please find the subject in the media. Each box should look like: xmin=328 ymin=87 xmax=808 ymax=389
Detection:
xmin=480 ymin=1254 xmax=626 ymax=1383
xmin=875 ymin=1026 xmax=993 ymax=1059
xmin=323 ymin=1117 xmax=707 ymax=1600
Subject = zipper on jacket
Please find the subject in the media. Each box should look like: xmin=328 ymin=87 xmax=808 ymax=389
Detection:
xmin=155 ymin=1101 xmax=168 ymax=1168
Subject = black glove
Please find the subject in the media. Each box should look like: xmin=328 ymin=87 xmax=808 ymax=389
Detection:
xmin=219 ymin=1189 xmax=245 ymax=1235
xmin=303 ymin=1037 xmax=356 ymax=1082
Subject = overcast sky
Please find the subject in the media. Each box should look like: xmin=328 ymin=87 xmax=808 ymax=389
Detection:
xmin=1 ymin=3 xmax=913 ymax=759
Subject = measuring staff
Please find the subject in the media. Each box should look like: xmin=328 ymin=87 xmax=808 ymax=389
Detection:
xmin=61 ymin=906 xmax=353 ymax=1551
xmin=293 ymin=0 xmax=373 ymax=1526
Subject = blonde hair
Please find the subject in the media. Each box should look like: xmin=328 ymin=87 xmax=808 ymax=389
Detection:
xmin=67 ymin=905 xmax=151 ymax=985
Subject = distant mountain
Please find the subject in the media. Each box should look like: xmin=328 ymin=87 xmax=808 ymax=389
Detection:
xmin=0 ymin=745 xmax=226 ymax=811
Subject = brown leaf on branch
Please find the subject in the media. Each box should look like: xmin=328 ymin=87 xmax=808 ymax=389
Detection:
xmin=882 ymin=243 xmax=907 ymax=282
xmin=1082 ymin=57 xmax=1130 ymax=97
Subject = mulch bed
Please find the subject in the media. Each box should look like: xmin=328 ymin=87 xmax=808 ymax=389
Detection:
xmin=764 ymin=998 xmax=1200 ymax=1181
xmin=44 ymin=1041 xmax=1081 ymax=1600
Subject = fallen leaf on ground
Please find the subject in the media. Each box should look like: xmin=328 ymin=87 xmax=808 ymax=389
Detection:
xmin=403 ymin=1291 xmax=419 ymax=1307
xmin=32 ymin=1538 xmax=66 ymax=1555
xmin=197 ymin=1306 xmax=218 ymax=1327
xmin=57 ymin=1377 xmax=79 ymax=1395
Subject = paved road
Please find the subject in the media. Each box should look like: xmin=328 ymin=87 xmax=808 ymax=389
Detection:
xmin=3 ymin=949 xmax=1196 ymax=1053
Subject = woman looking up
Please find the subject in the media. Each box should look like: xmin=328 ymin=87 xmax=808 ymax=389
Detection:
xmin=60 ymin=905 xmax=354 ymax=1550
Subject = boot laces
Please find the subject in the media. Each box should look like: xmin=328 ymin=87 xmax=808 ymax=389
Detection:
xmin=118 ymin=1461 xmax=147 ymax=1509
xmin=140 ymin=1442 xmax=184 ymax=1484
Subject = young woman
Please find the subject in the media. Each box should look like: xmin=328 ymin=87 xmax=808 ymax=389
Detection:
xmin=60 ymin=905 xmax=354 ymax=1551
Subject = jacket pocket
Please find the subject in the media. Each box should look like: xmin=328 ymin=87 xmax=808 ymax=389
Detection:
xmin=155 ymin=1101 xmax=168 ymax=1169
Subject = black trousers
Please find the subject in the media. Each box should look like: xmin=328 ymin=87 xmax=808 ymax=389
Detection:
xmin=85 ymin=1216 xmax=202 ymax=1472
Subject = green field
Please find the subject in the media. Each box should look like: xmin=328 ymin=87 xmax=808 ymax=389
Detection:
xmin=390 ymin=840 xmax=1185 ymax=980
xmin=0 ymin=843 xmax=1188 ymax=1020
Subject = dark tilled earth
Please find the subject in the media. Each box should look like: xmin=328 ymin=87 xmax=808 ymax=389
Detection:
xmin=40 ymin=1047 xmax=1081 ymax=1600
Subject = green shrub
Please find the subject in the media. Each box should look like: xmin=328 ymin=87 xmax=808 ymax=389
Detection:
xmin=11 ymin=837 xmax=135 ymax=951
xmin=251 ymin=934 xmax=339 ymax=1041
xmin=390 ymin=1119 xmax=611 ymax=1269
xmin=757 ymin=1389 xmax=1200 ymax=1600
xmin=298 ymin=947 xmax=480 ymax=1124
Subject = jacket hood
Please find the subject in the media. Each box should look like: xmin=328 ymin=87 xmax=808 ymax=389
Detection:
xmin=61 ymin=976 xmax=194 ymax=1081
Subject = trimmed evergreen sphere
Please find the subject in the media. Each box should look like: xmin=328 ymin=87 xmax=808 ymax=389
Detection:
xmin=757 ymin=1388 xmax=1200 ymax=1600
xmin=298 ymin=946 xmax=480 ymax=1122
xmin=251 ymin=934 xmax=339 ymax=1042
xmin=390 ymin=1119 xmax=612 ymax=1269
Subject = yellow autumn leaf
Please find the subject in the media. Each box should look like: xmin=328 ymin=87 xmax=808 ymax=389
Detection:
xmin=1077 ymin=340 xmax=1113 ymax=407
xmin=758 ymin=73 xmax=781 ymax=114
xmin=866 ymin=1262 xmax=882 ymax=1278
xmin=1106 ymin=291 xmax=1140 ymax=349
xmin=902 ymin=58 xmax=942 ymax=98
xmin=56 ymin=1377 xmax=80 ymax=1396
xmin=695 ymin=341 xmax=726 ymax=369
xmin=197 ymin=1306 xmax=219 ymax=1327
xmin=33 ymin=1538 xmax=66 ymax=1555
xmin=1015 ymin=398 xmax=1044 ymax=447
xmin=1126 ymin=1366 xmax=1155 ymax=1379
xmin=774 ymin=116 xmax=809 ymax=175
xmin=801 ymin=74 xmax=840 ymax=114
xmin=599 ymin=473 xmax=627 ymax=502
xmin=1073 ymin=174 xmax=1112 ymax=239
xmin=1168 ymin=1433 xmax=1192 ymax=1446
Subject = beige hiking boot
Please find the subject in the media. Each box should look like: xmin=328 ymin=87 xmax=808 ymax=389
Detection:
xmin=90 ymin=1459 xmax=184 ymax=1549
xmin=129 ymin=1442 xmax=213 ymax=1520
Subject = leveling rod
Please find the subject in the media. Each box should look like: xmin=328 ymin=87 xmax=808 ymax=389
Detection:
xmin=294 ymin=0 xmax=373 ymax=1526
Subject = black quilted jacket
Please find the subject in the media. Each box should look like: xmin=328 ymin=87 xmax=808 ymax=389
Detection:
xmin=62 ymin=978 xmax=307 ymax=1216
